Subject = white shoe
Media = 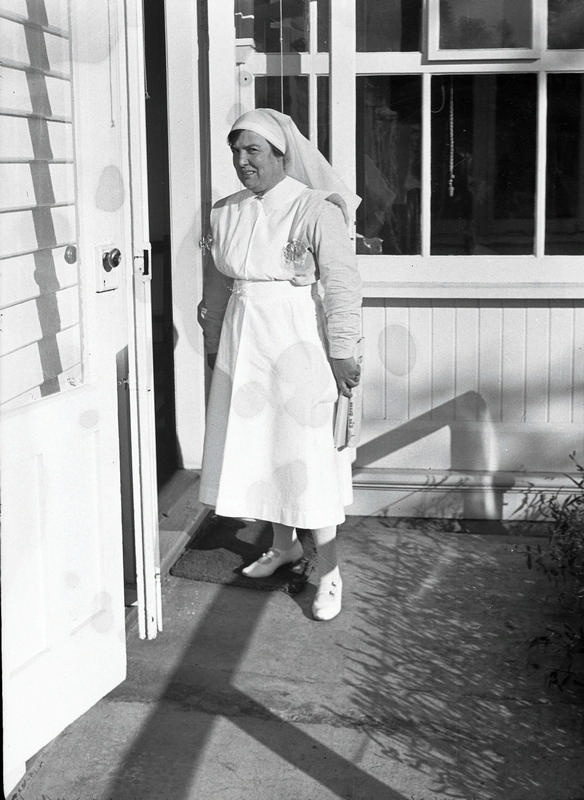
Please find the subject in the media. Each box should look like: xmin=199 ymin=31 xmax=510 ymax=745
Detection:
xmin=242 ymin=540 xmax=304 ymax=578
xmin=312 ymin=575 xmax=343 ymax=621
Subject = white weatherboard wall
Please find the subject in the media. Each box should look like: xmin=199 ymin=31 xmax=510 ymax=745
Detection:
xmin=352 ymin=299 xmax=584 ymax=519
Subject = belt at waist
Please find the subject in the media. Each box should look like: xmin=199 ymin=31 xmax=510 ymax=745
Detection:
xmin=230 ymin=279 xmax=317 ymax=299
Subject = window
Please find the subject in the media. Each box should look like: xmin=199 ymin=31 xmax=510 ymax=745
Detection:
xmin=546 ymin=74 xmax=584 ymax=254
xmin=428 ymin=0 xmax=537 ymax=60
xmin=356 ymin=0 xmax=422 ymax=52
xmin=430 ymin=74 xmax=536 ymax=255
xmin=356 ymin=76 xmax=421 ymax=254
xmin=351 ymin=0 xmax=584 ymax=264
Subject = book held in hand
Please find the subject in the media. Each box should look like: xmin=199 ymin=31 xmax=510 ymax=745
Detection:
xmin=333 ymin=338 xmax=363 ymax=450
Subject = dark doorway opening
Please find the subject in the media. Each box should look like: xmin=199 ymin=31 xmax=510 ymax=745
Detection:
xmin=144 ymin=0 xmax=178 ymax=487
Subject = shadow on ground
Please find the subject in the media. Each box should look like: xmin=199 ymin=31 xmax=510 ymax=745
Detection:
xmin=13 ymin=518 xmax=584 ymax=800
xmin=335 ymin=518 xmax=584 ymax=800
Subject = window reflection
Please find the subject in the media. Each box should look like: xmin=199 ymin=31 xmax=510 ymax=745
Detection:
xmin=235 ymin=0 xmax=308 ymax=53
xmin=356 ymin=77 xmax=421 ymax=255
xmin=255 ymin=76 xmax=330 ymax=160
xmin=548 ymin=0 xmax=584 ymax=49
xmin=431 ymin=75 xmax=536 ymax=255
xmin=317 ymin=0 xmax=329 ymax=52
xmin=356 ymin=0 xmax=421 ymax=52
xmin=439 ymin=0 xmax=532 ymax=50
xmin=255 ymin=76 xmax=309 ymax=137
xmin=546 ymin=75 xmax=584 ymax=254
xmin=317 ymin=76 xmax=330 ymax=160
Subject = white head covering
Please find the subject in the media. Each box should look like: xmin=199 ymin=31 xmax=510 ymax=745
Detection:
xmin=229 ymin=108 xmax=361 ymax=226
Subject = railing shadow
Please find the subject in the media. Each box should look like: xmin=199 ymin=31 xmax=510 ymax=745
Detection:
xmin=356 ymin=391 xmax=515 ymax=524
xmin=104 ymin=576 xmax=407 ymax=800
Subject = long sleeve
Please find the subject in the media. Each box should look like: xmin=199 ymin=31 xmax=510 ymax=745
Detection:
xmin=310 ymin=200 xmax=362 ymax=359
xmin=198 ymin=256 xmax=231 ymax=355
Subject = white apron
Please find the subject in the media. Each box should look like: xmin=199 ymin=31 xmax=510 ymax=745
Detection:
xmin=199 ymin=177 xmax=353 ymax=529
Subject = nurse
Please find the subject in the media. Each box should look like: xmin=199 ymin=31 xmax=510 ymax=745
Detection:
xmin=199 ymin=109 xmax=362 ymax=621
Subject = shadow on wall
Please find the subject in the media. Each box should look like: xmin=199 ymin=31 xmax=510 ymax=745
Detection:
xmin=356 ymin=391 xmax=516 ymax=522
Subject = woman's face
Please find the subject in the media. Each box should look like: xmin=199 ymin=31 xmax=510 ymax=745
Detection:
xmin=230 ymin=130 xmax=285 ymax=194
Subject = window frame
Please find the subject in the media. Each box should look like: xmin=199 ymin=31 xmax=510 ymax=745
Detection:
xmin=426 ymin=0 xmax=541 ymax=61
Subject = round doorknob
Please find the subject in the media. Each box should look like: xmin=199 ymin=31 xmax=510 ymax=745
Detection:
xmin=64 ymin=244 xmax=77 ymax=264
xmin=102 ymin=248 xmax=122 ymax=272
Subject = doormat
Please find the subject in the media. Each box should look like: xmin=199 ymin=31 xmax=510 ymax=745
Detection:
xmin=170 ymin=514 xmax=315 ymax=594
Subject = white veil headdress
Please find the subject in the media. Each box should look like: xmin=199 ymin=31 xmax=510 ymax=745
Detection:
xmin=229 ymin=108 xmax=361 ymax=227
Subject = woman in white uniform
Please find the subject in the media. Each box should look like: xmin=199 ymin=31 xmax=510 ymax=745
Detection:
xmin=199 ymin=109 xmax=362 ymax=621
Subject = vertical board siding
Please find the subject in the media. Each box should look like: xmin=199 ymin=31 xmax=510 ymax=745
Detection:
xmin=363 ymin=299 xmax=583 ymax=427
xmin=574 ymin=305 xmax=584 ymax=425
xmin=0 ymin=3 xmax=81 ymax=408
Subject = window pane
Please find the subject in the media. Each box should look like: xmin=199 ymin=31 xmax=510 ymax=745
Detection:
xmin=356 ymin=0 xmax=422 ymax=52
xmin=548 ymin=0 xmax=584 ymax=49
xmin=546 ymin=75 xmax=584 ymax=254
xmin=255 ymin=76 xmax=309 ymax=138
xmin=431 ymin=75 xmax=536 ymax=255
xmin=356 ymin=77 xmax=421 ymax=255
xmin=255 ymin=77 xmax=329 ymax=159
xmin=235 ymin=0 xmax=309 ymax=53
xmin=439 ymin=0 xmax=532 ymax=50
xmin=317 ymin=76 xmax=330 ymax=160
xmin=317 ymin=0 xmax=329 ymax=52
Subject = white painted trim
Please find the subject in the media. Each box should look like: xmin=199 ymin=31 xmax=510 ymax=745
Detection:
xmin=165 ymin=0 xmax=206 ymax=469
xmin=535 ymin=71 xmax=547 ymax=258
xmin=308 ymin=0 xmax=318 ymax=145
xmin=330 ymin=0 xmax=356 ymax=202
xmin=359 ymin=256 xmax=584 ymax=299
xmin=353 ymin=467 xmax=578 ymax=493
xmin=124 ymin=0 xmax=161 ymax=639
xmin=354 ymin=51 xmax=584 ymax=74
xmin=244 ymin=51 xmax=329 ymax=75
xmin=208 ymin=1 xmax=240 ymax=202
xmin=351 ymin=467 xmax=575 ymax=521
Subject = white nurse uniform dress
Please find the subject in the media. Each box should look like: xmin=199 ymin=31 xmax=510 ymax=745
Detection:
xmin=199 ymin=175 xmax=362 ymax=530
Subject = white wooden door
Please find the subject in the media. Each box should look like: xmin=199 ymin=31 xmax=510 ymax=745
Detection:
xmin=0 ymin=0 xmax=138 ymax=790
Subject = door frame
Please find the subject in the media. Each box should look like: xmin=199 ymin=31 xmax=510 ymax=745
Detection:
xmin=163 ymin=0 xmax=206 ymax=470
xmin=124 ymin=0 xmax=162 ymax=639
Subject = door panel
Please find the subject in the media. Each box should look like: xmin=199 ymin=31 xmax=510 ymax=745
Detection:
xmin=2 ymin=372 xmax=125 ymax=788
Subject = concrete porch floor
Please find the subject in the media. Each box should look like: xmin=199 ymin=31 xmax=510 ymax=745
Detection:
xmin=11 ymin=510 xmax=584 ymax=800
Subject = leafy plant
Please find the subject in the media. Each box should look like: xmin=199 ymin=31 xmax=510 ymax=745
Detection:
xmin=522 ymin=452 xmax=584 ymax=689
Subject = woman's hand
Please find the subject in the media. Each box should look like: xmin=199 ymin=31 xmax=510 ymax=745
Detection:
xmin=331 ymin=356 xmax=360 ymax=398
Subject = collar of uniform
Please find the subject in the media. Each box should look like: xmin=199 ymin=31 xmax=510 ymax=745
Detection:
xmin=239 ymin=175 xmax=307 ymax=213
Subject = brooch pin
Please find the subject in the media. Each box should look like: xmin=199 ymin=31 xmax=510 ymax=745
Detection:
xmin=199 ymin=233 xmax=213 ymax=252
xmin=282 ymin=239 xmax=309 ymax=277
